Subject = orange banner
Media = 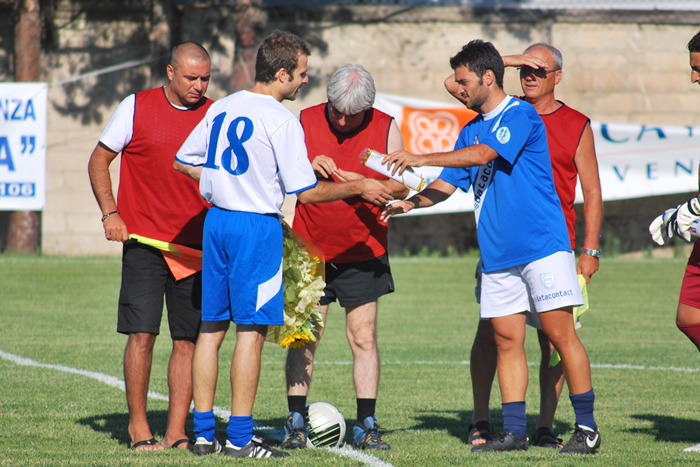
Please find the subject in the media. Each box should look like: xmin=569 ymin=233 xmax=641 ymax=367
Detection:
xmin=400 ymin=106 xmax=477 ymax=154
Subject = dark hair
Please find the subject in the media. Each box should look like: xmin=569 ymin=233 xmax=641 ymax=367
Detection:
xmin=689 ymin=30 xmax=700 ymax=53
xmin=449 ymin=39 xmax=504 ymax=89
xmin=255 ymin=30 xmax=311 ymax=83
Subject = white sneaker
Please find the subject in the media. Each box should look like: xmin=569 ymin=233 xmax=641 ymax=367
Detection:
xmin=683 ymin=442 xmax=700 ymax=452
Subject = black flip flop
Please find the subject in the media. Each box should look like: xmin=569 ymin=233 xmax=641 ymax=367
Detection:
xmin=171 ymin=438 xmax=194 ymax=451
xmin=131 ymin=437 xmax=158 ymax=450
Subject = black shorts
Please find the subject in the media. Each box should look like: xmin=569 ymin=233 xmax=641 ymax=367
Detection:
xmin=321 ymin=253 xmax=395 ymax=308
xmin=117 ymin=242 xmax=201 ymax=339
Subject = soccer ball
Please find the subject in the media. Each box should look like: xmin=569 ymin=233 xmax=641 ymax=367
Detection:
xmin=305 ymin=401 xmax=346 ymax=447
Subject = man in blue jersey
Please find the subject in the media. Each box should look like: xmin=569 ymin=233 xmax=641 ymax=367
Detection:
xmin=174 ymin=30 xmax=393 ymax=459
xmin=382 ymin=39 xmax=600 ymax=454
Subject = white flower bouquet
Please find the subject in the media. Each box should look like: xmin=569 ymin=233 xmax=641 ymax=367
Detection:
xmin=266 ymin=221 xmax=326 ymax=348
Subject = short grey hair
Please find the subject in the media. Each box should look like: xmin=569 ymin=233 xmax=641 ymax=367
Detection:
xmin=326 ymin=64 xmax=375 ymax=114
xmin=524 ymin=43 xmax=563 ymax=71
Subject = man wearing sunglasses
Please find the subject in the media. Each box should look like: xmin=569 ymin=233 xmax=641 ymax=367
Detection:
xmin=444 ymin=43 xmax=603 ymax=450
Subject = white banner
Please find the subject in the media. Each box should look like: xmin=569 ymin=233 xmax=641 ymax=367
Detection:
xmin=374 ymin=93 xmax=700 ymax=216
xmin=0 ymin=83 xmax=47 ymax=210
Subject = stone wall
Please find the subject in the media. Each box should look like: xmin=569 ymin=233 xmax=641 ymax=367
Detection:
xmin=2 ymin=3 xmax=700 ymax=255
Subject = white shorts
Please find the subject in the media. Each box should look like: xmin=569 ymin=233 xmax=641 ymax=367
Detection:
xmin=480 ymin=250 xmax=584 ymax=319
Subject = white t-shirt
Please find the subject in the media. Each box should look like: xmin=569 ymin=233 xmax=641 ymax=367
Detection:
xmin=99 ymin=89 xmax=191 ymax=153
xmin=99 ymin=94 xmax=135 ymax=153
xmin=176 ymin=90 xmax=317 ymax=217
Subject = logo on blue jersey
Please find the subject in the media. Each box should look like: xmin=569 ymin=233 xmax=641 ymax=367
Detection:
xmin=496 ymin=126 xmax=510 ymax=144
xmin=539 ymin=272 xmax=555 ymax=289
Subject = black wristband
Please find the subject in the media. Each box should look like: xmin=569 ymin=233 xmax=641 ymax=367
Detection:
xmin=101 ymin=210 xmax=119 ymax=222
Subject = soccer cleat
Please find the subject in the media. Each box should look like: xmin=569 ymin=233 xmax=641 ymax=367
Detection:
xmin=353 ymin=416 xmax=391 ymax=450
xmin=560 ymin=425 xmax=601 ymax=454
xmin=223 ymin=436 xmax=290 ymax=458
xmin=472 ymin=430 xmax=528 ymax=452
xmin=192 ymin=437 xmax=223 ymax=456
xmin=281 ymin=411 xmax=310 ymax=449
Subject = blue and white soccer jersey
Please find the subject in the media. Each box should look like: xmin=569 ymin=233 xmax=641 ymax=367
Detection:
xmin=176 ymin=90 xmax=318 ymax=324
xmin=177 ymin=90 xmax=317 ymax=216
xmin=439 ymin=95 xmax=570 ymax=273
xmin=440 ymin=96 xmax=579 ymax=316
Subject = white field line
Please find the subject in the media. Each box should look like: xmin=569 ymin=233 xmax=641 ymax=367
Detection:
xmin=3 ymin=348 xmax=699 ymax=466
xmin=326 ymin=446 xmax=395 ymax=467
xmin=0 ymin=349 xmax=392 ymax=467
xmin=287 ymin=360 xmax=700 ymax=372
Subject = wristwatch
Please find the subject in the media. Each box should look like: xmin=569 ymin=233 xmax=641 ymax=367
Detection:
xmin=582 ymin=248 xmax=601 ymax=259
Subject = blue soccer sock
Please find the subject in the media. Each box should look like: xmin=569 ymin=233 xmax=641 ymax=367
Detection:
xmin=227 ymin=415 xmax=254 ymax=448
xmin=193 ymin=409 xmax=216 ymax=442
xmin=502 ymin=401 xmax=527 ymax=438
xmin=570 ymin=389 xmax=596 ymax=431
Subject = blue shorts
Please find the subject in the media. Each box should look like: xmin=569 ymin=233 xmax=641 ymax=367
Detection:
xmin=202 ymin=207 xmax=284 ymax=325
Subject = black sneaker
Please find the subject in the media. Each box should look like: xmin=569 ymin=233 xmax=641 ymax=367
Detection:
xmin=223 ymin=436 xmax=290 ymax=458
xmin=353 ymin=416 xmax=391 ymax=450
xmin=192 ymin=437 xmax=222 ymax=456
xmin=560 ymin=425 xmax=601 ymax=455
xmin=472 ymin=430 xmax=528 ymax=452
xmin=280 ymin=411 xmax=310 ymax=449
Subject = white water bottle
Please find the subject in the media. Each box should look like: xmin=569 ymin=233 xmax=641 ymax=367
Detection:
xmin=358 ymin=148 xmax=426 ymax=191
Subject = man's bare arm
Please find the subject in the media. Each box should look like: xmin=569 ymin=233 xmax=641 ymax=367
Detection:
xmin=383 ymin=119 xmax=410 ymax=199
xmin=381 ymin=178 xmax=456 ymax=221
xmin=174 ymin=159 xmax=203 ymax=182
xmin=502 ymin=53 xmax=548 ymax=69
xmin=297 ymin=178 xmax=393 ymax=206
xmin=574 ymin=122 xmax=603 ymax=282
xmin=87 ymin=143 xmax=129 ymax=242
xmin=383 ymin=144 xmax=499 ymax=176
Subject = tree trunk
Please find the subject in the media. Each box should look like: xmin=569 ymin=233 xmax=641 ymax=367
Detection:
xmin=231 ymin=0 xmax=267 ymax=92
xmin=7 ymin=0 xmax=42 ymax=254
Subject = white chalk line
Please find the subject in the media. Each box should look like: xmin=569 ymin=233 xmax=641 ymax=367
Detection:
xmin=4 ymin=349 xmax=698 ymax=466
xmin=279 ymin=360 xmax=700 ymax=373
xmin=0 ymin=349 xmax=393 ymax=467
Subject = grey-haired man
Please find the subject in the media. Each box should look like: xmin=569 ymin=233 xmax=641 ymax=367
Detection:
xmin=282 ymin=64 xmax=408 ymax=451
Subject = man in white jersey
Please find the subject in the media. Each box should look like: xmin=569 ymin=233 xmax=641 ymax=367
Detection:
xmin=174 ymin=30 xmax=393 ymax=459
xmin=382 ymin=39 xmax=600 ymax=455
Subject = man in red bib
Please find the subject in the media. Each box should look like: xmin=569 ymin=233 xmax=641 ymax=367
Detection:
xmin=88 ymin=42 xmax=212 ymax=451
xmin=281 ymin=64 xmax=408 ymax=451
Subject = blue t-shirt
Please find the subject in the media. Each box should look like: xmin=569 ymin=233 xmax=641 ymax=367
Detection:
xmin=439 ymin=96 xmax=570 ymax=272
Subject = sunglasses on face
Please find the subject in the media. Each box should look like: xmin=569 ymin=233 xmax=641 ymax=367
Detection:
xmin=518 ymin=66 xmax=557 ymax=78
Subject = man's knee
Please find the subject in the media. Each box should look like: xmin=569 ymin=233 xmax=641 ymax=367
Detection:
xmin=127 ymin=332 xmax=157 ymax=352
xmin=472 ymin=321 xmax=496 ymax=355
xmin=348 ymin=330 xmax=377 ymax=353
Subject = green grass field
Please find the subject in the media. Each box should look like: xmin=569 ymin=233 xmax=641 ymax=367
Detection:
xmin=2 ymin=255 xmax=699 ymax=466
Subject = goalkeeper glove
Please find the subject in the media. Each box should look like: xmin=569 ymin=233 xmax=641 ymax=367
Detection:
xmin=673 ymin=195 xmax=700 ymax=240
xmin=649 ymin=207 xmax=679 ymax=245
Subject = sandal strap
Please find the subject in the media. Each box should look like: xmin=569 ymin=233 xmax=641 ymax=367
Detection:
xmin=533 ymin=427 xmax=563 ymax=446
xmin=468 ymin=420 xmax=494 ymax=443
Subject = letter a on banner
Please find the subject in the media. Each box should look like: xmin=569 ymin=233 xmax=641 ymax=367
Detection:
xmin=0 ymin=83 xmax=47 ymax=210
